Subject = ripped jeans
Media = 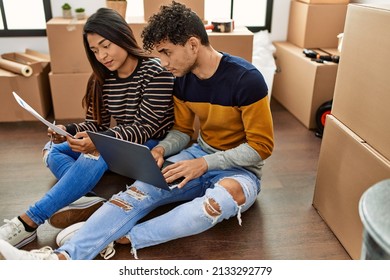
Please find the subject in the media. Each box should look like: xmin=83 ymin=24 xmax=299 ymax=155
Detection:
xmin=26 ymin=139 xmax=158 ymax=226
xmin=57 ymin=143 xmax=261 ymax=260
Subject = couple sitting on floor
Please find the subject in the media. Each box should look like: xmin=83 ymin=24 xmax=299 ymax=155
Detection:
xmin=0 ymin=1 xmax=273 ymax=260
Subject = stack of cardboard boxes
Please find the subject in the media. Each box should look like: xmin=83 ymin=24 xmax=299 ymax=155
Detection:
xmin=272 ymin=0 xmax=348 ymax=129
xmin=312 ymin=3 xmax=390 ymax=259
xmin=143 ymin=0 xmax=254 ymax=62
xmin=46 ymin=18 xmax=92 ymax=120
xmin=0 ymin=50 xmax=51 ymax=122
xmin=46 ymin=0 xmax=254 ymax=120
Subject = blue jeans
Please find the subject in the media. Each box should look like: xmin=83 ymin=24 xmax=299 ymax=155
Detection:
xmin=58 ymin=143 xmax=261 ymax=259
xmin=26 ymin=139 xmax=159 ymax=226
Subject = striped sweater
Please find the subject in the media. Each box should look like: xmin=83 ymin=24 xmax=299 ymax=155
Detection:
xmin=66 ymin=58 xmax=174 ymax=144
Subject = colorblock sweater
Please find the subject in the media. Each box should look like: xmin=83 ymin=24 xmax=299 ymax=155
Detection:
xmin=157 ymin=53 xmax=274 ymax=179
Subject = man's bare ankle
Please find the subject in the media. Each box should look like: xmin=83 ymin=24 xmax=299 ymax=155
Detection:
xmin=57 ymin=253 xmax=68 ymax=260
xmin=115 ymin=236 xmax=130 ymax=244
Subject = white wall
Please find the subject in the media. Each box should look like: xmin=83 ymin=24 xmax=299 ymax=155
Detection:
xmin=2 ymin=0 xmax=372 ymax=54
xmin=0 ymin=0 xmax=293 ymax=54
xmin=269 ymin=0 xmax=290 ymax=42
xmin=0 ymin=0 xmax=139 ymax=53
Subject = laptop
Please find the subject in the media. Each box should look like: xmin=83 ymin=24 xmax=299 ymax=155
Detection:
xmin=87 ymin=131 xmax=183 ymax=191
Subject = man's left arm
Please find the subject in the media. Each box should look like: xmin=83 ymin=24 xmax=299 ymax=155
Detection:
xmin=203 ymin=142 xmax=263 ymax=171
xmin=203 ymin=95 xmax=274 ymax=170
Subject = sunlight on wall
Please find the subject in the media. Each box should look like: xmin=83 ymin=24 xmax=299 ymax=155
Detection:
xmin=126 ymin=0 xmax=266 ymax=27
xmin=0 ymin=8 xmax=3 ymax=29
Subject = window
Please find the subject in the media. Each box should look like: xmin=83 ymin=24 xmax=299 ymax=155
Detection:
xmin=128 ymin=0 xmax=273 ymax=32
xmin=0 ymin=0 xmax=52 ymax=36
xmin=0 ymin=0 xmax=272 ymax=37
xmin=232 ymin=0 xmax=273 ymax=32
xmin=204 ymin=0 xmax=273 ymax=32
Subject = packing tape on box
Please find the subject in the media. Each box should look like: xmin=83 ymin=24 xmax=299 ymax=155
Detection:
xmin=205 ymin=19 xmax=234 ymax=33
xmin=0 ymin=57 xmax=33 ymax=77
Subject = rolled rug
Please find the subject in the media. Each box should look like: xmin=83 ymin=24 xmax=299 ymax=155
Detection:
xmin=0 ymin=57 xmax=33 ymax=77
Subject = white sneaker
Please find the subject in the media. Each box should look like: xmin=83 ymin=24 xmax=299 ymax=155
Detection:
xmin=0 ymin=217 xmax=37 ymax=248
xmin=56 ymin=221 xmax=85 ymax=247
xmin=0 ymin=239 xmax=58 ymax=260
xmin=49 ymin=195 xmax=106 ymax=229
xmin=99 ymin=242 xmax=116 ymax=260
xmin=56 ymin=221 xmax=116 ymax=260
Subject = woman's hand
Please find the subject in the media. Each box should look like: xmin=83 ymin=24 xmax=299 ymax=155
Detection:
xmin=151 ymin=146 xmax=165 ymax=168
xmin=66 ymin=131 xmax=97 ymax=155
xmin=47 ymin=124 xmax=67 ymax=144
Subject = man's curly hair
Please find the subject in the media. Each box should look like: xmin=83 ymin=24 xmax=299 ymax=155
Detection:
xmin=141 ymin=1 xmax=209 ymax=52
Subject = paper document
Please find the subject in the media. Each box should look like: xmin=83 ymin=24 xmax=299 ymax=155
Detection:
xmin=12 ymin=91 xmax=74 ymax=138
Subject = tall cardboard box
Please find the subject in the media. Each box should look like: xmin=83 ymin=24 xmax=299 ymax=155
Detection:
xmin=46 ymin=18 xmax=91 ymax=73
xmin=300 ymin=0 xmax=349 ymax=3
xmin=331 ymin=3 xmax=390 ymax=160
xmin=133 ymin=22 xmax=254 ymax=62
xmin=0 ymin=50 xmax=51 ymax=122
xmin=128 ymin=17 xmax=148 ymax=46
xmin=272 ymin=41 xmax=338 ymax=129
xmin=143 ymin=0 xmax=205 ymax=21
xmin=313 ymin=115 xmax=390 ymax=259
xmin=208 ymin=27 xmax=254 ymax=63
xmin=0 ymin=70 xmax=35 ymax=122
xmin=287 ymin=0 xmax=348 ymax=48
xmin=49 ymin=72 xmax=91 ymax=120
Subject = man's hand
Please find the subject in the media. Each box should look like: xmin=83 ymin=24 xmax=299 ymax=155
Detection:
xmin=162 ymin=157 xmax=208 ymax=189
xmin=66 ymin=131 xmax=97 ymax=154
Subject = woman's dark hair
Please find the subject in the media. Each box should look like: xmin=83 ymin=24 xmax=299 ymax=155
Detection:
xmin=142 ymin=1 xmax=209 ymax=53
xmin=82 ymin=8 xmax=148 ymax=125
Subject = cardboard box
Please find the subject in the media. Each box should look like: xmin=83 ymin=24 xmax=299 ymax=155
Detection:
xmin=208 ymin=27 xmax=254 ymax=63
xmin=128 ymin=17 xmax=148 ymax=47
xmin=299 ymin=0 xmax=349 ymax=4
xmin=136 ymin=24 xmax=254 ymax=63
xmin=0 ymin=50 xmax=51 ymax=122
xmin=47 ymin=17 xmax=148 ymax=73
xmin=272 ymin=41 xmax=338 ymax=129
xmin=331 ymin=3 xmax=390 ymax=161
xmin=49 ymin=72 xmax=91 ymax=120
xmin=143 ymin=0 xmax=205 ymax=21
xmin=1 ymin=50 xmax=50 ymax=76
xmin=46 ymin=18 xmax=91 ymax=74
xmin=313 ymin=115 xmax=390 ymax=259
xmin=287 ymin=0 xmax=348 ymax=48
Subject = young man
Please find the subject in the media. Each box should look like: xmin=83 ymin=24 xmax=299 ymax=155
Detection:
xmin=0 ymin=1 xmax=274 ymax=260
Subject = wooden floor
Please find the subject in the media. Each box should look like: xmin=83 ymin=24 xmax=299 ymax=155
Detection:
xmin=0 ymin=99 xmax=351 ymax=260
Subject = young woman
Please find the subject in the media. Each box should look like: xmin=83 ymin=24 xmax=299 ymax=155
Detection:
xmin=0 ymin=7 xmax=174 ymax=249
